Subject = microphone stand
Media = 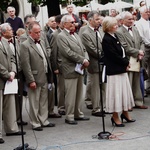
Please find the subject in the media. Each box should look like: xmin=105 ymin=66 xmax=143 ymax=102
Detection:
xmin=13 ymin=36 xmax=35 ymax=150
xmin=95 ymin=31 xmax=111 ymax=139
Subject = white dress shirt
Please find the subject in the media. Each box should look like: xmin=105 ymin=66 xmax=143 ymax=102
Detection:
xmin=135 ymin=17 xmax=150 ymax=46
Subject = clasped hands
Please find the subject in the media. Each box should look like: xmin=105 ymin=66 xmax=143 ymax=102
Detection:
xmin=81 ymin=59 xmax=89 ymax=70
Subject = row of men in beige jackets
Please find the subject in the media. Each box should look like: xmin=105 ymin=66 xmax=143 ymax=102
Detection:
xmin=0 ymin=7 xmax=149 ymax=144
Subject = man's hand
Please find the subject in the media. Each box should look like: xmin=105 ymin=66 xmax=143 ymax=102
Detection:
xmin=81 ymin=59 xmax=89 ymax=70
xmin=54 ymin=69 xmax=59 ymax=74
xmin=8 ymin=72 xmax=15 ymax=81
xmin=126 ymin=64 xmax=130 ymax=71
xmin=29 ymin=82 xmax=36 ymax=89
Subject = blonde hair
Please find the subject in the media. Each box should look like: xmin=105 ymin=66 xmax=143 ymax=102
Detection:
xmin=102 ymin=16 xmax=117 ymax=33
xmin=16 ymin=28 xmax=26 ymax=37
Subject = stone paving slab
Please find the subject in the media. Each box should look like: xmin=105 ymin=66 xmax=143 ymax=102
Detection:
xmin=1 ymin=95 xmax=150 ymax=150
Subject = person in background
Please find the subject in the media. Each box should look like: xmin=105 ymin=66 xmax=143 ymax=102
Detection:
xmin=6 ymin=6 xmax=24 ymax=36
xmin=66 ymin=4 xmax=81 ymax=33
xmin=109 ymin=9 xmax=117 ymax=17
xmin=135 ymin=6 xmax=150 ymax=96
xmin=80 ymin=11 xmax=105 ymax=117
xmin=16 ymin=28 xmax=26 ymax=42
xmin=46 ymin=16 xmax=57 ymax=43
xmin=136 ymin=1 xmax=146 ymax=20
xmin=49 ymin=15 xmax=66 ymax=116
xmin=116 ymin=11 xmax=148 ymax=109
xmin=102 ymin=16 xmax=135 ymax=127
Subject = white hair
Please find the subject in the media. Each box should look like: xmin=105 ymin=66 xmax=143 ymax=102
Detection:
xmin=0 ymin=23 xmax=11 ymax=34
xmin=7 ymin=6 xmax=15 ymax=12
xmin=121 ymin=11 xmax=132 ymax=20
xmin=139 ymin=6 xmax=148 ymax=14
xmin=61 ymin=15 xmax=74 ymax=24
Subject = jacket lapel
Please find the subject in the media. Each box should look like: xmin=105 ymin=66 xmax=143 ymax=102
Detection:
xmin=121 ymin=26 xmax=134 ymax=42
xmin=28 ymin=38 xmax=43 ymax=58
xmin=1 ymin=38 xmax=9 ymax=55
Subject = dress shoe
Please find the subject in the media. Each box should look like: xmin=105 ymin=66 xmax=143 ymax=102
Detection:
xmin=120 ymin=114 xmax=136 ymax=123
xmin=144 ymin=94 xmax=148 ymax=97
xmin=104 ymin=111 xmax=113 ymax=114
xmin=111 ymin=117 xmax=125 ymax=127
xmin=65 ymin=119 xmax=78 ymax=125
xmin=0 ymin=138 xmax=5 ymax=144
xmin=134 ymin=105 xmax=148 ymax=109
xmin=86 ymin=104 xmax=93 ymax=110
xmin=92 ymin=112 xmax=105 ymax=117
xmin=58 ymin=110 xmax=66 ymax=115
xmin=43 ymin=123 xmax=55 ymax=127
xmin=6 ymin=131 xmax=26 ymax=136
xmin=17 ymin=121 xmax=28 ymax=126
xmin=33 ymin=127 xmax=43 ymax=131
xmin=48 ymin=113 xmax=62 ymax=118
xmin=74 ymin=117 xmax=90 ymax=121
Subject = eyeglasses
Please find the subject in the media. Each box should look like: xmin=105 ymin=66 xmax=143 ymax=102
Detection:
xmin=66 ymin=21 xmax=75 ymax=24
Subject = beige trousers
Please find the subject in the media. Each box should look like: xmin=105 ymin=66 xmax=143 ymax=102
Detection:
xmin=65 ymin=76 xmax=84 ymax=121
xmin=28 ymin=83 xmax=49 ymax=128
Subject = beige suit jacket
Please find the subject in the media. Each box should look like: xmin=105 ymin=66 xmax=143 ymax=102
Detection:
xmin=0 ymin=37 xmax=16 ymax=90
xmin=20 ymin=37 xmax=52 ymax=86
xmin=57 ymin=29 xmax=88 ymax=79
xmin=80 ymin=26 xmax=104 ymax=73
xmin=116 ymin=25 xmax=145 ymax=58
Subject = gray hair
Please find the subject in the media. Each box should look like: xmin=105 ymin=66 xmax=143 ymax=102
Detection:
xmin=139 ymin=6 xmax=148 ymax=14
xmin=61 ymin=15 xmax=74 ymax=24
xmin=0 ymin=23 xmax=11 ymax=34
xmin=24 ymin=14 xmax=35 ymax=24
xmin=121 ymin=11 xmax=132 ymax=20
xmin=87 ymin=10 xmax=100 ymax=21
xmin=7 ymin=6 xmax=15 ymax=12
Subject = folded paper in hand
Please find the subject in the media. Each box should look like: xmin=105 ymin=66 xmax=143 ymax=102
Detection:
xmin=75 ymin=63 xmax=84 ymax=75
xmin=4 ymin=79 xmax=18 ymax=95
xmin=128 ymin=56 xmax=140 ymax=72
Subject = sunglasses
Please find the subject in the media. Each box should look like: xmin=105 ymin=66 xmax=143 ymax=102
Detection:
xmin=66 ymin=21 xmax=75 ymax=24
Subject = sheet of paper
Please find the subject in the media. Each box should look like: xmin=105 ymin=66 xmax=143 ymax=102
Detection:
xmin=75 ymin=63 xmax=84 ymax=75
xmin=4 ymin=79 xmax=18 ymax=95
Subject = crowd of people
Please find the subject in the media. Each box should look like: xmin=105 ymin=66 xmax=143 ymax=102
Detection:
xmin=0 ymin=0 xmax=150 ymax=144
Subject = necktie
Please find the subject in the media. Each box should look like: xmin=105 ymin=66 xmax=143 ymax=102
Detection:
xmin=34 ymin=40 xmax=40 ymax=44
xmin=94 ymin=28 xmax=99 ymax=32
xmin=8 ymin=39 xmax=13 ymax=44
xmin=70 ymin=31 xmax=74 ymax=35
xmin=128 ymin=27 xmax=132 ymax=31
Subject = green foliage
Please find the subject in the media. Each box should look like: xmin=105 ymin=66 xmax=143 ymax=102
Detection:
xmin=0 ymin=0 xmax=12 ymax=11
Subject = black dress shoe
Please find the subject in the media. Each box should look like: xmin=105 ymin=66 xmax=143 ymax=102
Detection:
xmin=120 ymin=114 xmax=136 ymax=123
xmin=65 ymin=119 xmax=78 ymax=125
xmin=17 ymin=121 xmax=28 ymax=126
xmin=58 ymin=110 xmax=66 ymax=115
xmin=134 ymin=105 xmax=148 ymax=109
xmin=111 ymin=117 xmax=125 ymax=127
xmin=92 ymin=112 xmax=105 ymax=117
xmin=48 ymin=113 xmax=62 ymax=118
xmin=6 ymin=131 xmax=26 ymax=136
xmin=104 ymin=111 xmax=113 ymax=114
xmin=86 ymin=104 xmax=93 ymax=110
xmin=43 ymin=123 xmax=55 ymax=127
xmin=0 ymin=138 xmax=5 ymax=144
xmin=74 ymin=117 xmax=90 ymax=121
xmin=33 ymin=127 xmax=43 ymax=131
